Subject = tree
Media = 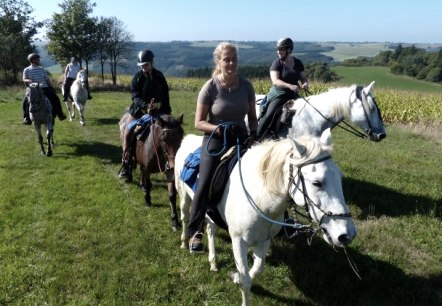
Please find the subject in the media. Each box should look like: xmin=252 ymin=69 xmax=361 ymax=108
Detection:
xmin=101 ymin=17 xmax=133 ymax=85
xmin=45 ymin=0 xmax=99 ymax=72
xmin=0 ymin=0 xmax=42 ymax=84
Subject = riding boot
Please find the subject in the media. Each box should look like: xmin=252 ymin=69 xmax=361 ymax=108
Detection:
xmin=137 ymin=124 xmax=151 ymax=141
xmin=118 ymin=150 xmax=133 ymax=183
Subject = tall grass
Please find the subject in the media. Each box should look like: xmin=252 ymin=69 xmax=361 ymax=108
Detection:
xmin=0 ymin=86 xmax=440 ymax=305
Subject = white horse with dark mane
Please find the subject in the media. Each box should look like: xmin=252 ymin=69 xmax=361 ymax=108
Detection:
xmin=26 ymin=83 xmax=54 ymax=157
xmin=63 ymin=70 xmax=88 ymax=125
xmin=175 ymin=129 xmax=356 ymax=306
xmin=255 ymin=81 xmax=386 ymax=142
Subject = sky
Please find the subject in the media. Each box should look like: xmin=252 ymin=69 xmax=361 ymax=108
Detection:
xmin=25 ymin=0 xmax=442 ymax=44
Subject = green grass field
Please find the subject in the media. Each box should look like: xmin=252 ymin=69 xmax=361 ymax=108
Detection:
xmin=320 ymin=42 xmax=393 ymax=61
xmin=0 ymin=86 xmax=441 ymax=305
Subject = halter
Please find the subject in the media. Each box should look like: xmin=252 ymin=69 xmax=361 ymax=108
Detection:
xmin=297 ymin=87 xmax=382 ymax=140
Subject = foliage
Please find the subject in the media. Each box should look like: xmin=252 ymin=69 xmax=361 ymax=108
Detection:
xmin=342 ymin=45 xmax=442 ymax=83
xmin=45 ymin=0 xmax=99 ymax=70
xmin=0 ymin=0 xmax=43 ymax=85
xmin=95 ymin=16 xmax=133 ymax=85
xmin=0 ymin=89 xmax=440 ymax=305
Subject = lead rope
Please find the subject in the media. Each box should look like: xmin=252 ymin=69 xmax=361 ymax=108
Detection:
xmin=343 ymin=246 xmax=362 ymax=280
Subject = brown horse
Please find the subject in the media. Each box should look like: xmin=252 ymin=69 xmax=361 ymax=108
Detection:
xmin=119 ymin=112 xmax=184 ymax=231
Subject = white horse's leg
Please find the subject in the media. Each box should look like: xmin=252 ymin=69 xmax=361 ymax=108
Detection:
xmin=230 ymin=237 xmax=251 ymax=306
xmin=206 ymin=220 xmax=218 ymax=272
xmin=179 ymin=183 xmax=191 ymax=249
xmin=66 ymin=100 xmax=74 ymax=121
xmin=249 ymin=239 xmax=270 ymax=279
xmin=76 ymin=101 xmax=85 ymax=126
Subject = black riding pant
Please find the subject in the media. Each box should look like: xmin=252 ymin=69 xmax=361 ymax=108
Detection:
xmin=257 ymin=96 xmax=286 ymax=138
xmin=43 ymin=87 xmax=64 ymax=118
xmin=63 ymin=78 xmax=75 ymax=100
xmin=22 ymin=86 xmax=64 ymax=119
xmin=188 ymin=131 xmax=244 ymax=238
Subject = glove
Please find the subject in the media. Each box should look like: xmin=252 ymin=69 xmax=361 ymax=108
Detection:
xmin=243 ymin=131 xmax=257 ymax=148
xmin=220 ymin=123 xmax=242 ymax=140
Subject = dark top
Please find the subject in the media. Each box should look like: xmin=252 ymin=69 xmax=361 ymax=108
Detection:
xmin=129 ymin=68 xmax=171 ymax=117
xmin=266 ymin=56 xmax=305 ymax=101
xmin=270 ymin=56 xmax=304 ymax=86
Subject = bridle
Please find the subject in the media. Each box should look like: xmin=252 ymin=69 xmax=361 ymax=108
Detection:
xmin=294 ymin=87 xmax=383 ymax=140
xmin=237 ymin=144 xmax=352 ymax=242
xmin=286 ymin=155 xmax=352 ymax=236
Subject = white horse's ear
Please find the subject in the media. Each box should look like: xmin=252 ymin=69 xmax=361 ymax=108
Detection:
xmin=363 ymin=81 xmax=375 ymax=95
xmin=289 ymin=136 xmax=307 ymax=156
xmin=319 ymin=128 xmax=332 ymax=146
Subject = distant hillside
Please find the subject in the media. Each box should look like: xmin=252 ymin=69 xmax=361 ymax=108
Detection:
xmin=35 ymin=41 xmax=440 ymax=77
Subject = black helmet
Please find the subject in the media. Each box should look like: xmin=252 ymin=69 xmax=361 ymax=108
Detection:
xmin=276 ymin=38 xmax=294 ymax=51
xmin=137 ymin=50 xmax=154 ymax=66
xmin=27 ymin=53 xmax=40 ymax=63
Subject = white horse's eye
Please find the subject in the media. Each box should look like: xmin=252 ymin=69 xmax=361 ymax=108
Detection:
xmin=312 ymin=181 xmax=323 ymax=188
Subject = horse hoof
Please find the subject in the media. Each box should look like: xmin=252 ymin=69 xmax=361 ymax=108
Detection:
xmin=145 ymin=201 xmax=151 ymax=208
xmin=229 ymin=271 xmax=240 ymax=284
xmin=46 ymin=151 xmax=52 ymax=157
xmin=210 ymin=263 xmax=218 ymax=272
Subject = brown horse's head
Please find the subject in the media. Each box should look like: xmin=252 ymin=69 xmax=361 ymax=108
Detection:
xmin=150 ymin=113 xmax=184 ymax=173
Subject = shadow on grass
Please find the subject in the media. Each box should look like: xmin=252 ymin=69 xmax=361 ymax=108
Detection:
xmin=343 ymin=177 xmax=442 ymax=220
xmin=64 ymin=141 xmax=121 ymax=164
xmin=91 ymin=117 xmax=120 ymax=126
xmin=262 ymin=239 xmax=442 ymax=306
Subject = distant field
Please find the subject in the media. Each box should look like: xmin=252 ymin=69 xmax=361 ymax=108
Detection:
xmin=331 ymin=66 xmax=442 ymax=93
xmin=320 ymin=42 xmax=393 ymax=61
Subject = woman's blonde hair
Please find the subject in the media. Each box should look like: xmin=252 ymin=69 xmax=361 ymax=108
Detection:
xmin=212 ymin=42 xmax=237 ymax=77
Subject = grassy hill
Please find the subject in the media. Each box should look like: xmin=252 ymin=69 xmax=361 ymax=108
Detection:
xmin=331 ymin=66 xmax=442 ymax=93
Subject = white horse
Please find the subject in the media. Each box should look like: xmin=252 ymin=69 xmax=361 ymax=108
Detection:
xmin=63 ymin=70 xmax=88 ymax=125
xmin=255 ymin=81 xmax=386 ymax=142
xmin=175 ymin=129 xmax=356 ymax=306
xmin=26 ymin=83 xmax=54 ymax=157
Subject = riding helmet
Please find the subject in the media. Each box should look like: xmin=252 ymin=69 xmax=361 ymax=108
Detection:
xmin=27 ymin=53 xmax=40 ymax=63
xmin=276 ymin=38 xmax=294 ymax=51
xmin=137 ymin=50 xmax=155 ymax=66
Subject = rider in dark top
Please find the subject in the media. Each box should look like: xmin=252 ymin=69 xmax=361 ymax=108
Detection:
xmin=118 ymin=50 xmax=171 ymax=182
xmin=256 ymin=38 xmax=309 ymax=139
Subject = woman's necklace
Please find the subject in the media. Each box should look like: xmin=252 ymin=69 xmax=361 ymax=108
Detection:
xmin=221 ymin=75 xmax=236 ymax=93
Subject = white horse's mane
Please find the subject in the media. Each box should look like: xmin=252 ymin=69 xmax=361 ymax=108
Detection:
xmin=298 ymin=85 xmax=375 ymax=119
xmin=257 ymin=137 xmax=332 ymax=195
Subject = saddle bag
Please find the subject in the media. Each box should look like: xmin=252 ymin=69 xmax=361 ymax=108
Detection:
xmin=180 ymin=146 xmax=202 ymax=191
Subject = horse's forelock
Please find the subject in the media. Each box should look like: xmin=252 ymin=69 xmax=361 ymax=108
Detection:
xmin=290 ymin=136 xmax=332 ymax=166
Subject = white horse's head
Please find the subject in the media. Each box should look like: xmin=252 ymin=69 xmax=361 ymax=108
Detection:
xmin=349 ymin=81 xmax=386 ymax=142
xmin=289 ymin=129 xmax=357 ymax=247
xmin=76 ymin=70 xmax=87 ymax=87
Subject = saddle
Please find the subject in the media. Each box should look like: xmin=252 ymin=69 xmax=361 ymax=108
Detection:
xmin=180 ymin=145 xmax=247 ymax=230
xmin=260 ymin=99 xmax=296 ymax=140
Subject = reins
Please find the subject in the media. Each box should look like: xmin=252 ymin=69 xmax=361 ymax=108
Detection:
xmin=298 ymin=89 xmax=368 ymax=139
